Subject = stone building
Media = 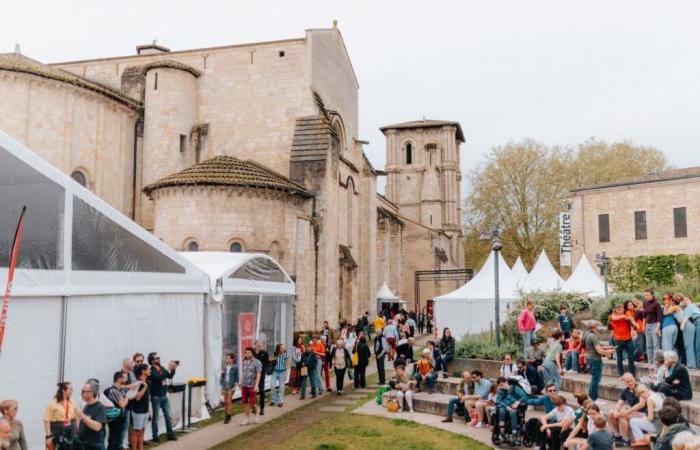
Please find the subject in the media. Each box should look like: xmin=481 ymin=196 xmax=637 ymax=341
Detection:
xmin=0 ymin=27 xmax=464 ymax=330
xmin=570 ymin=167 xmax=700 ymax=263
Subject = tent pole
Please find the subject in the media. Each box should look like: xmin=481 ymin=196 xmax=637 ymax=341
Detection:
xmin=58 ymin=295 xmax=68 ymax=382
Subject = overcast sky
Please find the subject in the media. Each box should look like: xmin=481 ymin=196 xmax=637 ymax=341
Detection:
xmin=3 ymin=0 xmax=699 ymax=189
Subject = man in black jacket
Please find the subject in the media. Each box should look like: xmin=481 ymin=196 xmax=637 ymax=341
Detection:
xmin=147 ymin=352 xmax=178 ymax=442
xmin=254 ymin=340 xmax=270 ymax=415
xmin=652 ymin=350 xmax=692 ymax=400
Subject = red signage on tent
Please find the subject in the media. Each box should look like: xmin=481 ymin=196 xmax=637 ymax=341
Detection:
xmin=238 ymin=312 xmax=256 ymax=366
xmin=0 ymin=206 xmax=27 ymax=355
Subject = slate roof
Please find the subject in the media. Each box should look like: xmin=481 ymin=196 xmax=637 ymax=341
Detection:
xmin=143 ymin=155 xmax=313 ymax=197
xmin=380 ymin=119 xmax=465 ymax=143
xmin=571 ymin=166 xmax=700 ymax=192
xmin=0 ymin=53 xmax=141 ymax=109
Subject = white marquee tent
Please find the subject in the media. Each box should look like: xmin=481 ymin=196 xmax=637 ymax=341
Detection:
xmin=511 ymin=256 xmax=529 ymax=289
xmin=564 ymin=255 xmax=606 ymax=297
xmin=179 ymin=251 xmax=295 ymax=403
xmin=520 ymin=250 xmax=567 ymax=292
xmin=0 ymin=130 xmax=210 ymax=449
xmin=433 ymin=251 xmax=519 ymax=339
xmin=376 ymin=281 xmax=405 ymax=313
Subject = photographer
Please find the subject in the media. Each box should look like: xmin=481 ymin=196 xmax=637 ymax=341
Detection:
xmin=146 ymin=352 xmax=178 ymax=443
xmin=75 ymin=380 xmax=107 ymax=450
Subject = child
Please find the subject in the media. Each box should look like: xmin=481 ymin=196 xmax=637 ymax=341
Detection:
xmin=540 ymin=395 xmax=575 ymax=449
xmin=558 ymin=305 xmax=575 ymax=339
xmin=583 ymin=415 xmax=613 ymax=450
xmin=483 ymin=381 xmax=499 ymax=427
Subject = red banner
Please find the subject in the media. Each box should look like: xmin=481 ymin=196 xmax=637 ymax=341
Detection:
xmin=238 ymin=312 xmax=256 ymax=370
xmin=0 ymin=206 xmax=27 ymax=355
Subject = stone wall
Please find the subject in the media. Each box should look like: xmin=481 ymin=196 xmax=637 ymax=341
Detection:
xmin=570 ymin=178 xmax=700 ymax=263
xmin=0 ymin=71 xmax=139 ymax=216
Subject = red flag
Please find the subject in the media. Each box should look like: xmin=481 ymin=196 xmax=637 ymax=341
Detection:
xmin=0 ymin=206 xmax=27 ymax=354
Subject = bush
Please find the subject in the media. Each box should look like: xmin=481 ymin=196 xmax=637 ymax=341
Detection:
xmin=590 ymin=292 xmax=638 ymax=323
xmin=507 ymin=290 xmax=597 ymax=323
xmin=455 ymin=334 xmax=520 ymax=360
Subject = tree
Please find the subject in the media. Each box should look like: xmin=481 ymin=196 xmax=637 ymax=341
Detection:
xmin=463 ymin=138 xmax=668 ymax=271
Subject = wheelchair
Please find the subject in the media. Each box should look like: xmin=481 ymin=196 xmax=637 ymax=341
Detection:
xmin=490 ymin=404 xmax=535 ymax=448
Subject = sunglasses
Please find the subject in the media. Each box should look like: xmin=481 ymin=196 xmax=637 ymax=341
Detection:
xmin=546 ymin=389 xmax=556 ymax=393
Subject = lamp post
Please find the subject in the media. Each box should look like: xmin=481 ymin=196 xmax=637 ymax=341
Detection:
xmin=481 ymin=226 xmax=503 ymax=346
xmin=595 ymin=252 xmax=611 ymax=298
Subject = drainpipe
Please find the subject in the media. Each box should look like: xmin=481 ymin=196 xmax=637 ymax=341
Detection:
xmin=130 ymin=120 xmax=142 ymax=220
xmin=312 ymin=197 xmax=320 ymax=331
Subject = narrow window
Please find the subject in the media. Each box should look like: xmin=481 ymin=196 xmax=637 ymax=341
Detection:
xmin=230 ymin=242 xmax=242 ymax=253
xmin=674 ymin=207 xmax=687 ymax=238
xmin=154 ymin=72 xmax=158 ymax=90
xmin=405 ymin=143 xmax=412 ymax=165
xmin=185 ymin=241 xmax=199 ymax=252
xmin=634 ymin=211 xmax=647 ymax=240
xmin=71 ymin=170 xmax=87 ymax=187
xmin=278 ymin=50 xmax=285 ymax=57
xmin=429 ymin=214 xmax=433 ymax=225
xmin=598 ymin=214 xmax=610 ymax=243
xmin=179 ymin=134 xmax=187 ymax=153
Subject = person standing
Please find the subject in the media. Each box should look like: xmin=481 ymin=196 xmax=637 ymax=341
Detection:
xmin=240 ymin=347 xmax=262 ymax=426
xmin=374 ymin=329 xmax=389 ymax=385
xmin=406 ymin=314 xmax=416 ymax=337
xmin=146 ymin=352 xmax=178 ymax=442
xmin=104 ymin=372 xmax=129 ymax=450
xmin=518 ymin=300 xmax=537 ymax=355
xmin=129 ymin=364 xmax=150 ymax=450
xmin=220 ymin=353 xmax=238 ymax=424
xmin=438 ymin=328 xmax=456 ymax=379
xmin=75 ymin=380 xmax=107 ymax=450
xmin=354 ymin=335 xmax=371 ymax=388
xmin=374 ymin=312 xmax=386 ymax=334
xmin=681 ymin=295 xmax=700 ymax=369
xmin=542 ymin=329 xmax=564 ymax=391
xmin=320 ymin=321 xmax=332 ymax=392
xmin=642 ymin=288 xmax=662 ymax=364
xmin=253 ymin=340 xmax=270 ymax=414
xmin=330 ymin=339 xmax=351 ymax=394
xmin=383 ymin=319 xmax=400 ymax=361
xmin=43 ymin=382 xmax=78 ymax=449
xmin=299 ymin=342 xmax=318 ymax=399
xmin=418 ymin=312 xmax=425 ymax=335
xmin=610 ymin=302 xmax=636 ymax=376
xmin=632 ymin=300 xmax=646 ymax=362
xmin=120 ymin=357 xmax=137 ymax=450
xmin=270 ymin=344 xmax=289 ymax=407
xmin=290 ymin=337 xmax=303 ymax=396
xmin=311 ymin=335 xmax=327 ymax=395
xmin=0 ymin=400 xmax=27 ymax=450
xmin=583 ymin=320 xmax=614 ymax=401
xmin=557 ymin=305 xmax=575 ymax=339
xmin=660 ymin=293 xmax=682 ymax=353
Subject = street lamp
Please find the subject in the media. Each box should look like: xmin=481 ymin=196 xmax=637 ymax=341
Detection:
xmin=481 ymin=225 xmax=503 ymax=346
xmin=595 ymin=252 xmax=611 ymax=298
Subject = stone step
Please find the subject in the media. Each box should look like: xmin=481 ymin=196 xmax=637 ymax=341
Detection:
xmin=382 ymin=391 xmax=452 ymax=416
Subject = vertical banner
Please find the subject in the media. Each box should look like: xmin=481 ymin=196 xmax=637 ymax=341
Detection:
xmin=237 ymin=312 xmax=256 ymax=377
xmin=559 ymin=212 xmax=572 ymax=267
xmin=0 ymin=206 xmax=27 ymax=355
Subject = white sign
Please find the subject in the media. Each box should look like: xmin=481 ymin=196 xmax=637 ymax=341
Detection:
xmin=559 ymin=212 xmax=573 ymax=267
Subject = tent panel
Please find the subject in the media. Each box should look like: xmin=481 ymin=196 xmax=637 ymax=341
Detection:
xmin=0 ymin=296 xmax=62 ymax=450
xmin=434 ymin=297 xmax=516 ymax=340
xmin=0 ymin=146 xmax=65 ymax=270
xmin=229 ymin=257 xmax=288 ymax=283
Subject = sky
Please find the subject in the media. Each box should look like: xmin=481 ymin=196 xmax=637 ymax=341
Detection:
xmin=3 ymin=0 xmax=699 ymax=191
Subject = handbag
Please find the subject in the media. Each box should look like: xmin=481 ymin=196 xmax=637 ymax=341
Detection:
xmin=300 ymin=366 xmax=308 ymax=377
xmin=352 ymin=351 xmax=359 ymax=367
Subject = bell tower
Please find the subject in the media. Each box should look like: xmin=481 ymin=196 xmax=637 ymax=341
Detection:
xmin=380 ymin=120 xmax=464 ymax=234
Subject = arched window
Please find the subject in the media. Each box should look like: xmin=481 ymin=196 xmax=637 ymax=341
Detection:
xmin=71 ymin=170 xmax=87 ymax=187
xmin=230 ymin=242 xmax=242 ymax=253
xmin=405 ymin=143 xmax=413 ymax=165
xmin=185 ymin=241 xmax=199 ymax=252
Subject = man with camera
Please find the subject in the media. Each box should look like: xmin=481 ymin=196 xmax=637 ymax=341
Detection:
xmin=146 ymin=352 xmax=178 ymax=443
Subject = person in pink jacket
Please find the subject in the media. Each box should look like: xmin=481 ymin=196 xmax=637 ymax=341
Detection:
xmin=518 ymin=299 xmax=537 ymax=354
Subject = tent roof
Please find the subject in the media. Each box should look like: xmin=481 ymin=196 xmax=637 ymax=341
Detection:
xmin=0 ymin=129 xmax=208 ymax=296
xmin=564 ymin=255 xmax=605 ymax=297
xmin=435 ymin=251 xmax=518 ymax=301
xmin=511 ymin=256 xmax=529 ymax=288
xmin=520 ymin=250 xmax=566 ymax=292
xmin=376 ymin=281 xmax=400 ymax=300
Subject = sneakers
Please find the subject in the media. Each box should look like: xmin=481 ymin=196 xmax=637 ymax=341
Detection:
xmin=622 ymin=439 xmax=631 ymax=447
xmin=442 ymin=417 xmax=453 ymax=423
xmin=442 ymin=373 xmax=449 ymax=379
xmin=475 ymin=422 xmax=487 ymax=428
xmin=224 ymin=414 xmax=231 ymax=424
xmin=150 ymin=437 xmax=161 ymax=444
xmin=254 ymin=415 xmax=260 ymax=424
xmin=166 ymin=435 xmax=177 ymax=442
xmin=409 ymin=408 xmax=414 ymax=413
xmin=241 ymin=419 xmax=250 ymax=426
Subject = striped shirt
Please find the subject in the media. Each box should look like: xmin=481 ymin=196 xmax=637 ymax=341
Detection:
xmin=274 ymin=353 xmax=288 ymax=372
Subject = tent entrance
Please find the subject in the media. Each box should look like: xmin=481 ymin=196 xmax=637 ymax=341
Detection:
xmin=414 ymin=268 xmax=473 ymax=313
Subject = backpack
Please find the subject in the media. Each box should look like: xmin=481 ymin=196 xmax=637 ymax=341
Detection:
xmin=508 ymin=375 xmax=532 ymax=395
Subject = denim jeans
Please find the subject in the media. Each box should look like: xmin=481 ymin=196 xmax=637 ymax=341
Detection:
xmin=120 ymin=408 xmax=131 ymax=448
xmin=645 ymin=323 xmax=661 ymax=363
xmin=270 ymin=370 xmax=286 ymax=404
xmin=522 ymin=331 xmax=535 ymax=355
xmin=587 ymin=358 xmax=602 ymax=400
xmin=447 ymin=397 xmax=464 ymax=417
xmin=683 ymin=322 xmax=697 ymax=368
xmin=441 ymin=355 xmax=454 ymax=375
xmin=414 ymin=372 xmax=437 ymax=390
xmin=636 ymin=332 xmax=646 ymax=361
xmin=564 ymin=352 xmax=579 ymax=371
xmin=150 ymin=394 xmax=175 ymax=438
xmin=498 ymin=407 xmax=519 ymax=434
xmin=300 ymin=375 xmax=316 ymax=399
xmin=614 ymin=339 xmax=636 ymax=376
xmin=315 ymin=359 xmax=324 ymax=393
xmin=542 ymin=359 xmax=561 ymax=391
xmin=662 ymin=325 xmax=678 ymax=352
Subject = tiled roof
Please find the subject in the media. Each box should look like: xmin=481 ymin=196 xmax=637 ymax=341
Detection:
xmin=380 ymin=119 xmax=465 ymax=142
xmin=0 ymin=53 xmax=141 ymax=109
xmin=143 ymin=155 xmax=313 ymax=197
xmin=572 ymin=166 xmax=700 ymax=192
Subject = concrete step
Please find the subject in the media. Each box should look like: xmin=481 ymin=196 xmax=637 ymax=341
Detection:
xmin=381 ymin=391 xmax=452 ymax=416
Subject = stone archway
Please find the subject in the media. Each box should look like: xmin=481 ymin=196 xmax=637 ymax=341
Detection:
xmin=339 ymin=245 xmax=357 ymax=323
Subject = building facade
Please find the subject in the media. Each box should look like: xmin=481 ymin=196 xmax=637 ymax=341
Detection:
xmin=570 ymin=167 xmax=700 ymax=263
xmin=0 ymin=27 xmax=465 ymax=330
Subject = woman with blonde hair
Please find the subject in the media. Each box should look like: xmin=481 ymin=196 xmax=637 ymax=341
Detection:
xmin=0 ymin=400 xmax=27 ymax=450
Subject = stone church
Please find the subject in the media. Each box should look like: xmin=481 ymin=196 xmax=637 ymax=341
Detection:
xmin=0 ymin=26 xmax=464 ymax=330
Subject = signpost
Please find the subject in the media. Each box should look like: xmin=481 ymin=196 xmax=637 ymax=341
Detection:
xmin=559 ymin=211 xmax=573 ymax=267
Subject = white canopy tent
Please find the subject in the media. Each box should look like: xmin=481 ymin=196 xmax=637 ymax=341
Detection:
xmin=0 ymin=130 xmax=210 ymax=449
xmin=564 ymin=255 xmax=606 ymax=297
xmin=433 ymin=251 xmax=519 ymax=339
xmin=376 ymin=281 xmax=405 ymax=314
xmin=520 ymin=250 xmax=566 ymax=292
xmin=179 ymin=251 xmax=295 ymax=404
xmin=511 ymin=256 xmax=529 ymax=289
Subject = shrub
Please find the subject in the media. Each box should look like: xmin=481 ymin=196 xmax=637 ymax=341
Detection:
xmin=590 ymin=292 xmax=638 ymax=323
xmin=455 ymin=333 xmax=520 ymax=360
xmin=507 ymin=290 xmax=597 ymax=323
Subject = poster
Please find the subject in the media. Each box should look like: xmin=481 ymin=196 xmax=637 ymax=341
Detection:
xmin=559 ymin=212 xmax=572 ymax=267
xmin=238 ymin=312 xmax=256 ymax=372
